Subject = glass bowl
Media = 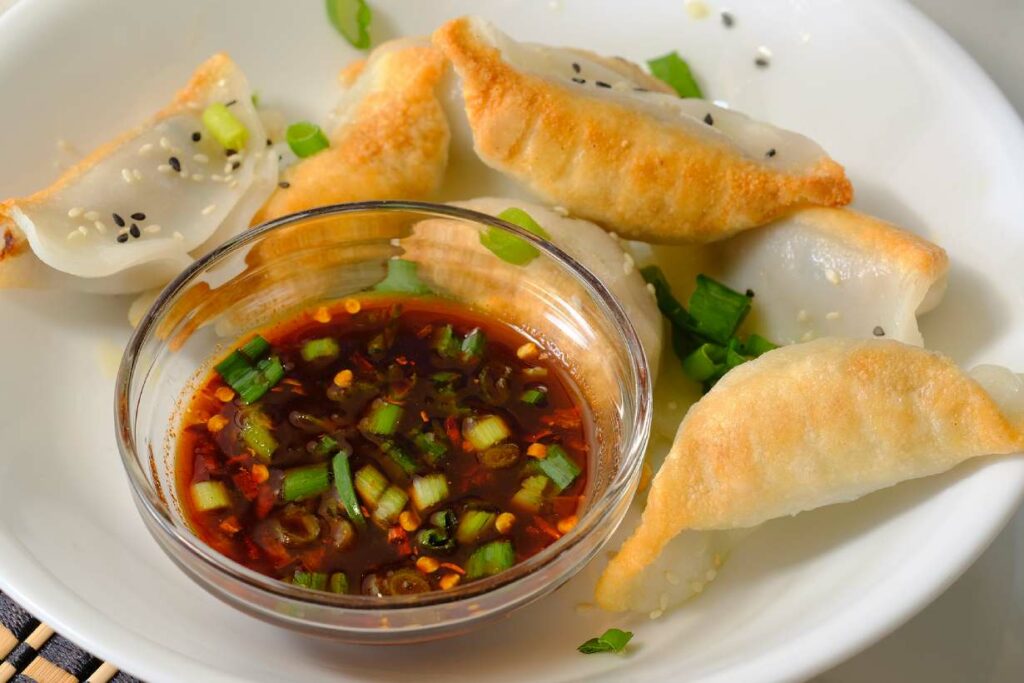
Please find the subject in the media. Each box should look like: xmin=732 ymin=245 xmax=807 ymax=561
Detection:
xmin=114 ymin=201 xmax=652 ymax=643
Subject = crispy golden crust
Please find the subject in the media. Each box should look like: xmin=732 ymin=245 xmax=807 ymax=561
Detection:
xmin=252 ymin=42 xmax=449 ymax=224
xmin=433 ymin=17 xmax=852 ymax=243
xmin=595 ymin=338 xmax=1024 ymax=611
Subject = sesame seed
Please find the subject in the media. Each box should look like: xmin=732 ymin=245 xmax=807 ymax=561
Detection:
xmin=211 ymin=174 xmax=225 ymax=182
xmin=93 ymin=221 xmax=107 ymax=234
xmin=130 ymin=212 xmax=146 ymax=221
xmin=168 ymin=156 xmax=181 ymax=172
xmin=157 ymin=164 xmax=172 ymax=174
xmin=192 ymin=174 xmax=205 ymax=182
xmin=746 ymin=288 xmax=755 ymax=298
xmin=231 ymin=161 xmax=241 ymax=170
xmin=622 ymin=251 xmax=635 ymax=275
xmin=179 ymin=169 xmax=188 ymax=178
xmin=77 ymin=225 xmax=88 ymax=236
xmin=84 ymin=210 xmax=99 ymax=221
xmin=595 ymin=80 xmax=611 ymax=88
xmin=67 ymin=207 xmax=84 ymax=218
xmin=132 ymin=169 xmax=143 ymax=181
xmin=112 ymin=213 xmax=125 ymax=227
xmin=797 ymin=309 xmax=809 ymax=322
xmin=649 ymin=609 xmax=664 ymax=620
xmin=139 ymin=143 xmax=154 ymax=155
xmin=825 ymin=311 xmax=840 ymax=320
xmin=116 ymin=233 xmax=129 ymax=243
xmin=193 ymin=153 xmax=209 ymax=164
xmin=571 ymin=77 xmax=585 ymax=84
xmin=159 ymin=137 xmax=172 ymax=151
xmin=201 ymin=204 xmax=217 ymax=216
xmin=571 ymin=62 xmax=581 ymax=73
xmin=225 ymin=149 xmax=237 ymax=158
xmin=755 ymin=57 xmax=770 ymax=68
xmin=117 ymin=227 xmax=128 ymax=236
xmin=191 ymin=131 xmax=201 ymax=142
xmin=266 ymin=138 xmax=272 ymax=147
xmin=552 ymin=205 xmax=569 ymax=216
xmin=66 ymin=229 xmax=80 ymax=240
xmin=129 ymin=224 xmax=141 ymax=238
xmin=690 ymin=581 xmax=705 ymax=594
xmin=121 ymin=168 xmax=134 ymax=183
xmin=172 ymin=231 xmax=184 ymax=241
xmin=766 ymin=148 xmax=777 ymax=158
xmin=646 ymin=282 xmax=656 ymax=297
xmin=634 ymin=87 xmax=649 ymax=92
xmin=225 ymin=98 xmax=237 ymax=107
xmin=228 ymin=179 xmax=239 ymax=188
xmin=721 ymin=11 xmax=735 ymax=27
xmin=873 ymin=326 xmax=885 ymax=337
xmin=223 ymin=162 xmax=233 ymax=174
xmin=825 ymin=268 xmax=839 ymax=284
xmin=144 ymin=224 xmax=161 ymax=234
xmin=704 ymin=113 xmax=714 ymax=125
xmin=278 ymin=181 xmax=291 ymax=189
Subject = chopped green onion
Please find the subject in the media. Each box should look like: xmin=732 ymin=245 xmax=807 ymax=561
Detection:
xmin=282 ymin=463 xmax=330 ymax=502
xmin=682 ymin=343 xmax=725 ymax=382
xmin=354 ymin=464 xmax=388 ymax=507
xmin=191 ymin=480 xmax=231 ymax=512
xmin=466 ymin=540 xmax=515 ymax=580
xmin=313 ymin=434 xmax=340 ymax=458
xmin=372 ymin=258 xmax=432 ymax=295
xmin=293 ymin=570 xmax=328 ymax=591
xmin=416 ymin=527 xmax=455 ymax=553
xmin=413 ymin=431 xmax=449 ymax=466
xmin=688 ymin=275 xmax=751 ymax=345
xmin=479 ymin=208 xmax=552 ymax=266
xmin=240 ymin=408 xmax=277 ymax=462
xmin=215 ymin=337 xmax=283 ymax=404
xmin=430 ymin=509 xmax=457 ymax=534
xmin=381 ymin=441 xmax=421 ymax=477
xmin=202 ymin=103 xmax=249 ymax=151
xmin=332 ymin=452 xmax=366 ymax=528
xmin=430 ymin=370 xmax=459 ymax=385
xmin=301 ymin=337 xmax=340 ymax=361
xmin=285 ymin=121 xmax=330 ymax=158
xmin=725 ymin=339 xmax=750 ymax=369
xmin=537 ymin=444 xmax=581 ymax=492
xmin=239 ymin=335 xmax=271 ymax=362
xmin=325 ymin=0 xmax=372 ymax=50
xmin=460 ymin=327 xmax=487 ymax=364
xmin=372 ymin=485 xmax=408 ymax=526
xmin=647 ymin=51 xmax=703 ymax=98
xmin=746 ymin=333 xmax=778 ymax=357
xmin=520 ymin=386 xmax=548 ymax=406
xmin=640 ymin=266 xmax=697 ymax=333
xmin=361 ymin=399 xmax=404 ymax=436
xmin=214 ymin=351 xmax=250 ymax=388
xmin=328 ymin=572 xmax=349 ymax=593
xmin=410 ymin=473 xmax=450 ymax=511
xmin=463 ymin=414 xmax=510 ymax=451
xmin=456 ymin=510 xmax=496 ymax=545
xmin=511 ymin=475 xmax=550 ymax=513
xmin=432 ymin=326 xmax=460 ymax=359
xmin=578 ymin=628 xmax=634 ymax=655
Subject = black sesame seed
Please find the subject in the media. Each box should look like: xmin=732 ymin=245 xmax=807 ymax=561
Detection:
xmin=225 ymin=148 xmax=237 ymax=157
xmin=168 ymin=156 xmax=181 ymax=172
xmin=278 ymin=154 xmax=283 ymax=161
xmin=745 ymin=289 xmax=755 ymax=298
xmin=191 ymin=131 xmax=201 ymax=142
xmin=225 ymin=99 xmax=238 ymax=107
xmin=571 ymin=62 xmax=581 ymax=74
xmin=278 ymin=181 xmax=291 ymax=189
xmin=633 ymin=87 xmax=649 ymax=92
xmin=112 ymin=213 xmax=125 ymax=227
xmin=266 ymin=138 xmax=273 ymax=147
xmin=721 ymin=11 xmax=735 ymax=28
xmin=571 ymin=77 xmax=586 ymax=85
xmin=231 ymin=161 xmax=241 ymax=170
xmin=595 ymin=81 xmax=611 ymax=88
xmin=873 ymin=326 xmax=885 ymax=337
xmin=704 ymin=113 xmax=714 ymax=125
xmin=129 ymin=224 xmax=141 ymax=239
xmin=755 ymin=57 xmax=770 ymax=68
xmin=765 ymin=148 xmax=777 ymax=158
xmin=116 ymin=233 xmax=129 ymax=243
xmin=130 ymin=212 xmax=146 ymax=221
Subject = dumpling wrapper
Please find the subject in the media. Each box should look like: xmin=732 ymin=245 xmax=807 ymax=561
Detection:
xmin=595 ymin=338 xmax=1024 ymax=612
xmin=0 ymin=54 xmax=276 ymax=294
xmin=433 ymin=16 xmax=852 ymax=244
xmin=252 ymin=38 xmax=449 ymax=225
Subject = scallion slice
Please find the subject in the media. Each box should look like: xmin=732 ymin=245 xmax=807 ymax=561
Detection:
xmin=511 ymin=474 xmax=550 ymax=513
xmin=371 ymin=485 xmax=408 ymax=526
xmin=313 ymin=434 xmax=340 ymax=458
xmin=239 ymin=335 xmax=271 ymax=362
xmin=202 ymin=103 xmax=249 ymax=151
xmin=578 ymin=628 xmax=634 ymax=654
xmin=413 ymin=431 xmax=449 ymax=466
xmin=466 ymin=540 xmax=515 ymax=580
xmin=682 ymin=343 xmax=725 ymax=382
xmin=381 ymin=441 xmax=421 ymax=477
xmin=537 ymin=444 xmax=581 ymax=492
xmin=301 ymin=337 xmax=340 ymax=362
xmin=354 ymin=464 xmax=388 ymax=507
xmin=640 ymin=266 xmax=697 ymax=333
xmin=479 ymin=208 xmax=552 ymax=266
xmin=282 ymin=463 xmax=331 ymax=502
xmin=646 ymin=51 xmax=703 ymax=98
xmin=328 ymin=572 xmax=349 ymax=593
xmin=746 ymin=333 xmax=778 ymax=357
xmin=372 ymin=258 xmax=432 ymax=295
xmin=688 ymin=275 xmax=751 ymax=345
xmin=332 ymin=451 xmax=366 ymax=528
xmin=520 ymin=386 xmax=548 ymax=406
xmin=325 ymin=0 xmax=372 ymax=50
xmin=286 ymin=121 xmax=329 ymax=158
xmin=410 ymin=473 xmax=450 ymax=511
xmin=460 ymin=328 xmax=487 ymax=364
xmin=430 ymin=509 xmax=457 ymax=534
xmin=361 ymin=399 xmax=404 ymax=436
xmin=432 ymin=326 xmax=460 ymax=359
xmin=240 ymin=408 xmax=277 ymax=463
xmin=463 ymin=414 xmax=510 ymax=451
xmin=191 ymin=480 xmax=231 ymax=512
xmin=456 ymin=510 xmax=496 ymax=545
xmin=293 ymin=570 xmax=328 ymax=591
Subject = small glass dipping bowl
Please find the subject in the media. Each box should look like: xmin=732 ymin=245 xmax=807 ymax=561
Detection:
xmin=115 ymin=201 xmax=652 ymax=643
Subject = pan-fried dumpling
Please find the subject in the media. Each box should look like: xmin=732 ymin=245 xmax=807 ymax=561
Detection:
xmin=252 ymin=39 xmax=449 ymax=224
xmin=432 ymin=16 xmax=852 ymax=244
xmin=595 ymin=338 xmax=1024 ymax=611
xmin=0 ymin=54 xmax=276 ymax=294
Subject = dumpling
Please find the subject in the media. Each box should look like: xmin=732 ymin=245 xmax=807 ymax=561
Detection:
xmin=251 ymin=38 xmax=449 ymax=224
xmin=432 ymin=16 xmax=852 ymax=244
xmin=595 ymin=338 xmax=1024 ymax=611
xmin=0 ymin=54 xmax=276 ymax=294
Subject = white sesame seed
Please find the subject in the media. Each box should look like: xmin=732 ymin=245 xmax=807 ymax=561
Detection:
xmin=646 ymin=282 xmax=656 ymax=297
xmin=157 ymin=164 xmax=172 ymax=174
xmin=66 ymin=229 xmax=81 ymax=240
xmin=172 ymin=231 xmax=184 ymax=241
xmin=179 ymin=170 xmax=188 ymax=178
xmin=67 ymin=207 xmax=84 ymax=218
xmin=757 ymin=45 xmax=773 ymax=59
xmin=77 ymin=225 xmax=88 ymax=236
xmin=825 ymin=268 xmax=840 ymax=285
xmin=117 ymin=227 xmax=129 ymax=236
xmin=801 ymin=330 xmax=815 ymax=342
xmin=84 ymin=210 xmax=99 ymax=221
xmin=133 ymin=169 xmax=143 ymax=181
xmin=797 ymin=309 xmax=809 ymax=323
xmin=211 ymin=174 xmax=224 ymax=182
xmin=121 ymin=168 xmax=134 ymax=183
xmin=552 ymin=205 xmax=569 ymax=216
xmin=622 ymin=251 xmax=635 ymax=275
xmin=159 ymin=137 xmax=173 ymax=151
xmin=228 ymin=179 xmax=239 ymax=189
xmin=825 ymin=311 xmax=840 ymax=321
xmin=193 ymin=153 xmax=209 ymax=164
xmin=216 ymin=78 xmax=227 ymax=87
xmin=223 ymin=162 xmax=233 ymax=174
xmin=664 ymin=571 xmax=680 ymax=585
xmin=649 ymin=609 xmax=664 ymax=620
xmin=93 ymin=221 xmax=107 ymax=234
xmin=201 ymin=204 xmax=217 ymax=216
xmin=690 ymin=581 xmax=705 ymax=594
xmin=144 ymin=224 xmax=161 ymax=234
xmin=138 ymin=143 xmax=154 ymax=155
xmin=192 ymin=174 xmax=205 ymax=182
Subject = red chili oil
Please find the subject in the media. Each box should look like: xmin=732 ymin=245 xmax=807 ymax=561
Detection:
xmin=177 ymin=295 xmax=591 ymax=596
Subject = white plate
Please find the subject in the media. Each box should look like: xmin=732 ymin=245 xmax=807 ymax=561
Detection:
xmin=1 ymin=1 xmax=1023 ymax=681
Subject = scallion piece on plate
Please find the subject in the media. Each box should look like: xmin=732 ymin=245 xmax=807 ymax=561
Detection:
xmin=371 ymin=485 xmax=408 ymax=526
xmin=372 ymin=258 xmax=432 ymax=294
xmin=682 ymin=343 xmax=725 ymax=382
xmin=640 ymin=265 xmax=697 ymax=333
xmin=466 ymin=540 xmax=515 ymax=580
xmin=577 ymin=628 xmax=634 ymax=655
xmin=520 ymin=386 xmax=548 ymax=406
xmin=463 ymin=414 xmax=510 ymax=451
xmin=361 ymin=400 xmax=404 ymax=436
xmin=646 ymin=51 xmax=703 ymax=98
xmin=479 ymin=207 xmax=552 ymax=266
xmin=325 ymin=0 xmax=372 ymax=50
xmin=456 ymin=510 xmax=496 ymax=544
xmin=354 ymin=464 xmax=389 ymax=507
xmin=745 ymin=333 xmax=778 ymax=357
xmin=413 ymin=431 xmax=449 ymax=466
xmin=301 ymin=337 xmax=340 ymax=361
xmin=229 ymin=356 xmax=285 ymax=404
xmin=282 ymin=463 xmax=331 ymax=502
xmin=460 ymin=327 xmax=487 ymax=364
xmin=202 ymin=103 xmax=249 ymax=151
xmin=240 ymin=408 xmax=277 ymax=462
xmin=511 ymin=474 xmax=550 ymax=513
xmin=410 ymin=473 xmax=450 ymax=511
xmin=328 ymin=572 xmax=349 ymax=594
xmin=537 ymin=444 xmax=581 ymax=492
xmin=382 ymin=442 xmax=421 ymax=477
xmin=332 ymin=452 xmax=366 ymax=528
xmin=285 ymin=121 xmax=330 ymax=158
xmin=687 ymin=275 xmax=751 ymax=345
xmin=191 ymin=480 xmax=231 ymax=512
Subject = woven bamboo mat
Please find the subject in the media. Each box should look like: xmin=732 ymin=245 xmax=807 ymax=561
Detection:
xmin=0 ymin=591 xmax=141 ymax=683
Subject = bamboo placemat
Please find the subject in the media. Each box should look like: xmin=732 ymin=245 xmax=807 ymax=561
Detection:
xmin=0 ymin=591 xmax=141 ymax=683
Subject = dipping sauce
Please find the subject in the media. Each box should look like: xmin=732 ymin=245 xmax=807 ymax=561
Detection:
xmin=177 ymin=295 xmax=591 ymax=596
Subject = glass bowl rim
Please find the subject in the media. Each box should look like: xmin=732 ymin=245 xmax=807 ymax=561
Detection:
xmin=114 ymin=200 xmax=652 ymax=611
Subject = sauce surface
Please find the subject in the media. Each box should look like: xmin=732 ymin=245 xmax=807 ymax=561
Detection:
xmin=177 ymin=295 xmax=591 ymax=596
